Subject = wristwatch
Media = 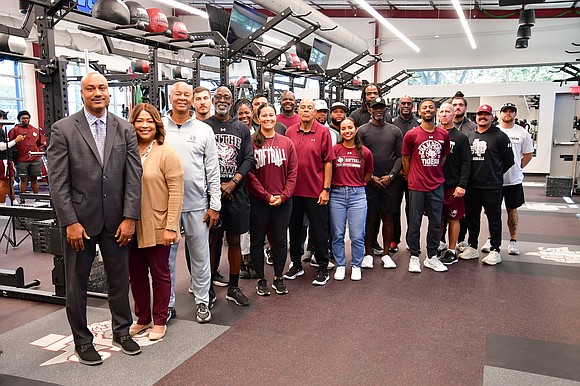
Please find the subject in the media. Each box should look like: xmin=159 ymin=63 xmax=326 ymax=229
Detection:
xmin=389 ymin=173 xmax=395 ymax=180
xmin=323 ymin=187 xmax=331 ymax=192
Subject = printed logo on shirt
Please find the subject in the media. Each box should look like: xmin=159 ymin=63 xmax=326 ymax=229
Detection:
xmin=418 ymin=139 xmax=442 ymax=166
xmin=254 ymin=146 xmax=287 ymax=168
xmin=336 ymin=155 xmax=362 ymax=169
xmin=215 ymin=134 xmax=241 ymax=178
xmin=471 ymin=138 xmax=487 ymax=160
xmin=187 ymin=134 xmax=197 ymax=143
xmin=449 ymin=140 xmax=456 ymax=152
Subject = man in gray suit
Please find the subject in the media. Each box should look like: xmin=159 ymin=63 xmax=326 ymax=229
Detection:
xmin=47 ymin=72 xmax=142 ymax=366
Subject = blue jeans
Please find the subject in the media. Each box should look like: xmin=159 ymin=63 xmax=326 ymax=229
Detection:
xmin=329 ymin=186 xmax=368 ymax=267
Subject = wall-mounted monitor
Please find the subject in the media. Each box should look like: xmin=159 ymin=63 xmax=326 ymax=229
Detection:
xmin=228 ymin=1 xmax=268 ymax=45
xmin=205 ymin=4 xmax=231 ymax=41
xmin=308 ymin=38 xmax=332 ymax=70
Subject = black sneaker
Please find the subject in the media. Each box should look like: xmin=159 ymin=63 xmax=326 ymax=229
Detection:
xmin=166 ymin=307 xmax=176 ymax=324
xmin=440 ymin=250 xmax=458 ymax=266
xmin=75 ymin=343 xmax=102 ymax=365
xmin=265 ymin=249 xmax=274 ymax=265
xmin=112 ymin=335 xmax=141 ymax=355
xmin=209 ymin=286 xmax=217 ymax=309
xmin=212 ymin=271 xmax=228 ymax=287
xmin=372 ymin=241 xmax=383 ymax=255
xmin=283 ymin=263 xmax=304 ymax=280
xmin=256 ymin=279 xmax=270 ymax=296
xmin=239 ymin=263 xmax=250 ymax=279
xmin=312 ymin=270 xmax=329 ymax=286
xmin=196 ymin=303 xmax=212 ymax=323
xmin=226 ymin=286 xmax=250 ymax=306
xmin=272 ymin=278 xmax=288 ymax=295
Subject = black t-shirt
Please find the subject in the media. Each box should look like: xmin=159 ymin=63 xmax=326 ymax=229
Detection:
xmin=442 ymin=127 xmax=471 ymax=189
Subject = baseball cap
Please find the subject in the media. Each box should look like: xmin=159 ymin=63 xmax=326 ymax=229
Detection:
xmin=369 ymin=97 xmax=387 ymax=108
xmin=330 ymin=101 xmax=347 ymax=113
xmin=476 ymin=104 xmax=493 ymax=115
xmin=500 ymin=102 xmax=517 ymax=113
xmin=314 ymin=99 xmax=329 ymax=111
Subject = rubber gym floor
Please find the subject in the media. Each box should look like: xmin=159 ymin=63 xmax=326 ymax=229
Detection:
xmin=1 ymin=175 xmax=579 ymax=385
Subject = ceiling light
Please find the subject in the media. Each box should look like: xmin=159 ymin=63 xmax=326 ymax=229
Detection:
xmin=515 ymin=38 xmax=528 ymax=49
xmin=519 ymin=9 xmax=535 ymax=27
xmin=153 ymin=0 xmax=208 ymax=19
xmin=353 ymin=0 xmax=420 ymax=53
xmin=451 ymin=0 xmax=476 ymax=49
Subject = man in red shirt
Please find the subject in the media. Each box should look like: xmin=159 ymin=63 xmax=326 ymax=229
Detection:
xmin=276 ymin=90 xmax=300 ymax=128
xmin=284 ymin=98 xmax=335 ymax=286
xmin=402 ymin=99 xmax=451 ymax=273
xmin=8 ymin=110 xmax=46 ymax=202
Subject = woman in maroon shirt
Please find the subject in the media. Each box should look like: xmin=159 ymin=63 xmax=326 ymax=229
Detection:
xmin=246 ymin=103 xmax=297 ymax=295
xmin=330 ymin=117 xmax=373 ymax=281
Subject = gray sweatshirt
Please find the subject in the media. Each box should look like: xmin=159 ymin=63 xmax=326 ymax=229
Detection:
xmin=163 ymin=113 xmax=221 ymax=213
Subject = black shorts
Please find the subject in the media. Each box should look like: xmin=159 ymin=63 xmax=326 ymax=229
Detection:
xmin=503 ymin=184 xmax=525 ymax=209
xmin=216 ymin=185 xmax=250 ymax=234
xmin=365 ymin=178 xmax=400 ymax=214
xmin=16 ymin=161 xmax=42 ymax=178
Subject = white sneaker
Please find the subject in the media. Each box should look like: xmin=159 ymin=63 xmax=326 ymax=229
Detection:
xmin=458 ymin=246 xmax=480 ymax=260
xmin=361 ymin=255 xmax=374 ymax=269
xmin=438 ymin=241 xmax=448 ymax=253
xmin=408 ymin=256 xmax=421 ymax=273
xmin=423 ymin=256 xmax=448 ymax=272
xmin=482 ymin=250 xmax=502 ymax=265
xmin=351 ymin=266 xmax=362 ymax=281
xmin=334 ymin=266 xmax=346 ymax=281
xmin=507 ymin=240 xmax=520 ymax=255
xmin=481 ymin=239 xmax=492 ymax=253
xmin=456 ymin=241 xmax=469 ymax=252
xmin=381 ymin=255 xmax=397 ymax=269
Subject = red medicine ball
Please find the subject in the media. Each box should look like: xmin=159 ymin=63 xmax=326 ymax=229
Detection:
xmin=146 ymin=8 xmax=169 ymax=33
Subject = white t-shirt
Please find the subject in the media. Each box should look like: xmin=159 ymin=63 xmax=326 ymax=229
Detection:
xmin=500 ymin=124 xmax=534 ymax=185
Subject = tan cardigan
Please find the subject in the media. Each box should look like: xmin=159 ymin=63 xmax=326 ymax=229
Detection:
xmin=136 ymin=141 xmax=184 ymax=248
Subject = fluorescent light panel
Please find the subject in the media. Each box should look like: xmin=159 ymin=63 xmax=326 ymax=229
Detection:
xmin=354 ymin=0 xmax=420 ymax=53
xmin=451 ymin=0 xmax=476 ymax=49
xmin=154 ymin=0 xmax=209 ymax=19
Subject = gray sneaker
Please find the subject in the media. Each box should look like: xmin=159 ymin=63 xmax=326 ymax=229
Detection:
xmin=196 ymin=303 xmax=212 ymax=324
xmin=458 ymin=246 xmax=480 ymax=260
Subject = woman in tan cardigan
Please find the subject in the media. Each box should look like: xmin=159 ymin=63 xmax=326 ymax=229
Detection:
xmin=128 ymin=103 xmax=184 ymax=341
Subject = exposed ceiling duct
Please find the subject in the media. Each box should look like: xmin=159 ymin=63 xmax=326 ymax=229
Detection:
xmin=250 ymin=0 xmax=370 ymax=54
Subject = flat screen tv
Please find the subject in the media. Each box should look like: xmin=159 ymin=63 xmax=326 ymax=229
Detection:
xmin=205 ymin=4 xmax=231 ymax=41
xmin=308 ymin=38 xmax=332 ymax=70
xmin=228 ymin=1 xmax=268 ymax=45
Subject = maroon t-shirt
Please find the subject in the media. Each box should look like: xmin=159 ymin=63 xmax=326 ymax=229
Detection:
xmin=331 ymin=143 xmax=374 ymax=187
xmin=285 ymin=120 xmax=335 ymax=198
xmin=8 ymin=124 xmax=46 ymax=162
xmin=276 ymin=114 xmax=300 ymax=129
xmin=245 ymin=133 xmax=298 ymax=203
xmin=402 ymin=126 xmax=450 ymax=192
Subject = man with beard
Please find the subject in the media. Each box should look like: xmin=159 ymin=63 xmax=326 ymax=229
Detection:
xmin=251 ymin=92 xmax=287 ymax=135
xmin=350 ymin=83 xmax=392 ymax=127
xmin=391 ymin=96 xmax=419 ymax=253
xmin=193 ymin=86 xmax=212 ymax=121
xmin=276 ymin=90 xmax=300 ymax=128
xmin=402 ymin=99 xmax=450 ymax=273
xmin=358 ymin=97 xmax=402 ymax=270
xmin=458 ymin=104 xmax=514 ymax=265
xmin=204 ymin=86 xmax=253 ymax=306
xmin=480 ymin=102 xmax=533 ymax=256
xmin=438 ymin=103 xmax=471 ymax=266
xmin=451 ymin=91 xmax=476 ymax=135
xmin=284 ymin=98 xmax=335 ymax=286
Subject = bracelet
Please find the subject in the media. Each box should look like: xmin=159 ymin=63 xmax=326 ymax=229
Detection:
xmin=231 ymin=177 xmax=240 ymax=185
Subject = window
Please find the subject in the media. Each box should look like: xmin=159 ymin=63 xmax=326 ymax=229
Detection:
xmin=408 ymin=65 xmax=559 ymax=86
xmin=0 ymin=59 xmax=24 ymax=120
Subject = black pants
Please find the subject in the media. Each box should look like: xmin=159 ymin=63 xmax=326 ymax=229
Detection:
xmin=250 ymin=196 xmax=292 ymax=278
xmin=63 ymin=229 xmax=132 ymax=345
xmin=465 ymin=188 xmax=503 ymax=251
xmin=289 ymin=196 xmax=329 ymax=272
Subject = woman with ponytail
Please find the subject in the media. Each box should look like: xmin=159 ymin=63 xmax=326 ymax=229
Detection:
xmin=329 ymin=117 xmax=374 ymax=281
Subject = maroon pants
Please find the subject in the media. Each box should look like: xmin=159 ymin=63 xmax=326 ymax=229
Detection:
xmin=129 ymin=243 xmax=171 ymax=326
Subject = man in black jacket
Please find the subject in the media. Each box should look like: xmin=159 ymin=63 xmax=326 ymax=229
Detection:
xmin=458 ymin=104 xmax=514 ymax=265
xmin=438 ymin=103 xmax=471 ymax=265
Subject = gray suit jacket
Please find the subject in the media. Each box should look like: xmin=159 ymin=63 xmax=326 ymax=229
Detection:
xmin=47 ymin=109 xmax=142 ymax=235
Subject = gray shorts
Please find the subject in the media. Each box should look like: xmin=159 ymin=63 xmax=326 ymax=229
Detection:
xmin=16 ymin=161 xmax=42 ymax=179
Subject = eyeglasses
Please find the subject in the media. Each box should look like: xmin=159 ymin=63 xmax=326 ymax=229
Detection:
xmin=214 ymin=94 xmax=232 ymax=101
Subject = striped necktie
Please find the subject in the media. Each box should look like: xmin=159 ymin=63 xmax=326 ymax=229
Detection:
xmin=94 ymin=119 xmax=106 ymax=162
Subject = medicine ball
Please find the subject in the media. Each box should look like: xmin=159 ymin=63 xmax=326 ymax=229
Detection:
xmin=92 ymin=0 xmax=130 ymax=25
xmin=131 ymin=59 xmax=149 ymax=73
xmin=172 ymin=66 xmax=191 ymax=79
xmin=167 ymin=16 xmax=188 ymax=40
xmin=0 ymin=34 xmax=27 ymax=55
xmin=124 ymin=1 xmax=149 ymax=30
xmin=146 ymin=8 xmax=169 ymax=34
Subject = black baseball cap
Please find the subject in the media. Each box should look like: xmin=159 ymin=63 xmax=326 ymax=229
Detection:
xmin=500 ymin=103 xmax=517 ymax=113
xmin=369 ymin=97 xmax=387 ymax=108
